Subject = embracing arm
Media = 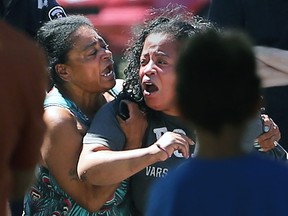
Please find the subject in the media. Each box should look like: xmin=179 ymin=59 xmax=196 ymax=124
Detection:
xmin=78 ymin=131 xmax=193 ymax=186
xmin=77 ymin=100 xmax=193 ymax=186
xmin=41 ymin=107 xmax=118 ymax=212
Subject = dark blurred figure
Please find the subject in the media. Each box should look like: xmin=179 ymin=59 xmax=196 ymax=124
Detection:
xmin=1 ymin=2 xmax=65 ymax=214
xmin=1 ymin=0 xmax=67 ymax=90
xmin=0 ymin=0 xmax=66 ymax=38
xmin=208 ymin=0 xmax=288 ymax=151
xmin=0 ymin=20 xmax=47 ymax=216
xmin=146 ymin=29 xmax=288 ymax=216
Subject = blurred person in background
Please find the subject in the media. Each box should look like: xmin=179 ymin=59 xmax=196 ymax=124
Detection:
xmin=1 ymin=0 xmax=66 ymax=38
xmin=0 ymin=20 xmax=47 ymax=216
xmin=146 ymin=28 xmax=288 ymax=216
xmin=208 ymin=0 xmax=288 ymax=151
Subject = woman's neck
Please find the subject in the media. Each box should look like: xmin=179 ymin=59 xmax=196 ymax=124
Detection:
xmin=162 ymin=107 xmax=180 ymax=117
xmin=56 ymin=85 xmax=108 ymax=119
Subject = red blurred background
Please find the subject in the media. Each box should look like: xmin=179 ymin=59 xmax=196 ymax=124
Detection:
xmin=58 ymin=0 xmax=210 ymax=76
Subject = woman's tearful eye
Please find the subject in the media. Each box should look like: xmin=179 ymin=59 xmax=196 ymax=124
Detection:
xmin=89 ymin=50 xmax=97 ymax=56
xmin=157 ymin=59 xmax=167 ymax=65
xmin=140 ymin=59 xmax=147 ymax=66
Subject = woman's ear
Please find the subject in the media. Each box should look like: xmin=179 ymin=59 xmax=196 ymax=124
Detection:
xmin=55 ymin=64 xmax=70 ymax=82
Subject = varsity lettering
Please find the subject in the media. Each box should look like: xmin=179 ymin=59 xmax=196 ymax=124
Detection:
xmin=145 ymin=166 xmax=168 ymax=177
xmin=173 ymin=128 xmax=186 ymax=135
xmin=153 ymin=127 xmax=167 ymax=139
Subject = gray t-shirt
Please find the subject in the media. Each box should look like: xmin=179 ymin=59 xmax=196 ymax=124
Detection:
xmin=84 ymin=101 xmax=196 ymax=215
xmin=83 ymin=101 xmax=286 ymax=215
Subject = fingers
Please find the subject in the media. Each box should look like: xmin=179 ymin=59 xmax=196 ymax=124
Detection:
xmin=174 ymin=135 xmax=190 ymax=159
xmin=256 ymin=133 xmax=278 ymax=151
xmin=117 ymin=100 xmax=146 ymax=124
xmin=180 ymin=134 xmax=195 ymax=146
xmin=173 ymin=134 xmax=194 ymax=158
xmin=259 ymin=116 xmax=281 ymax=141
xmin=172 ymin=131 xmax=193 ymax=144
xmin=254 ymin=139 xmax=276 ymax=152
xmin=122 ymin=100 xmax=146 ymax=120
xmin=261 ymin=114 xmax=273 ymax=132
xmin=157 ymin=132 xmax=194 ymax=159
xmin=257 ymin=115 xmax=281 ymax=151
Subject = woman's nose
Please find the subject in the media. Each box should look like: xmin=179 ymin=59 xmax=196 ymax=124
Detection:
xmin=102 ymin=48 xmax=113 ymax=60
xmin=143 ymin=61 xmax=157 ymax=75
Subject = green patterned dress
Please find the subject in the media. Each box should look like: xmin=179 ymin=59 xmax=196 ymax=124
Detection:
xmin=23 ymin=86 xmax=130 ymax=216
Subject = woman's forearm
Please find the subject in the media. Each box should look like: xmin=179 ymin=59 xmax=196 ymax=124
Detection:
xmin=78 ymin=132 xmax=192 ymax=186
xmin=77 ymin=145 xmax=162 ymax=186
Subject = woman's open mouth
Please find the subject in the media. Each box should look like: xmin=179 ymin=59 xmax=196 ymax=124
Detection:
xmin=101 ymin=64 xmax=115 ymax=77
xmin=143 ymin=81 xmax=159 ymax=95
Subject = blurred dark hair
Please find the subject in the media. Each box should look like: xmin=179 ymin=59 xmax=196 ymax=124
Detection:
xmin=36 ymin=15 xmax=95 ymax=87
xmin=176 ymin=29 xmax=261 ymax=134
xmin=121 ymin=4 xmax=214 ymax=111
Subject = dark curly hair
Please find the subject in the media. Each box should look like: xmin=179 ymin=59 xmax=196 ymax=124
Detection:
xmin=121 ymin=4 xmax=214 ymax=111
xmin=36 ymin=15 xmax=95 ymax=87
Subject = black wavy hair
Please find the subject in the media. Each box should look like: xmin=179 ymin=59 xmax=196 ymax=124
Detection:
xmin=176 ymin=29 xmax=261 ymax=134
xmin=36 ymin=15 xmax=95 ymax=87
xmin=120 ymin=4 xmax=214 ymax=111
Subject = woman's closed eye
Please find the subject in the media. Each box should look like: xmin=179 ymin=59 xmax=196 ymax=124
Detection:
xmin=140 ymin=58 xmax=148 ymax=66
xmin=88 ymin=49 xmax=97 ymax=56
xmin=157 ymin=59 xmax=168 ymax=65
